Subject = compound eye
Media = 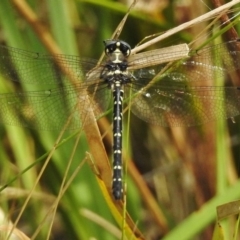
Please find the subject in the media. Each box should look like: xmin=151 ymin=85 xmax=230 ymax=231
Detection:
xmin=103 ymin=40 xmax=131 ymax=56
xmin=107 ymin=45 xmax=116 ymax=53
xmin=104 ymin=40 xmax=117 ymax=55
xmin=119 ymin=41 xmax=131 ymax=56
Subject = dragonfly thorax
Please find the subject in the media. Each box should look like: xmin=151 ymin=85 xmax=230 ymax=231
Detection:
xmin=101 ymin=61 xmax=132 ymax=88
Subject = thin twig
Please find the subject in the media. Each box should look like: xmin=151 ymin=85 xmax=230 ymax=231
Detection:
xmin=131 ymin=0 xmax=240 ymax=54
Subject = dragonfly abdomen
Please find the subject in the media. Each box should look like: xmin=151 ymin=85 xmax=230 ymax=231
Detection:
xmin=112 ymin=84 xmax=124 ymax=200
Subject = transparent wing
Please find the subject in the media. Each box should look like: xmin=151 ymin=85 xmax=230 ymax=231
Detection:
xmin=129 ymin=40 xmax=240 ymax=82
xmin=127 ymin=40 xmax=240 ymax=126
xmin=127 ymin=82 xmax=240 ymax=126
xmin=0 ymin=45 xmax=111 ymax=130
xmin=177 ymin=40 xmax=240 ymax=82
xmin=0 ymin=44 xmax=101 ymax=85
xmin=0 ymin=83 xmax=111 ymax=130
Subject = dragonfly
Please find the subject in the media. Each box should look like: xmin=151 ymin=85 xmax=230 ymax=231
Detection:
xmin=0 ymin=39 xmax=240 ymax=200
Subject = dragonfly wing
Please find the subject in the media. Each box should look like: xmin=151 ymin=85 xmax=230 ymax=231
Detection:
xmin=0 ymin=45 xmax=100 ymax=86
xmin=0 ymin=45 xmax=112 ymax=130
xmin=128 ymin=40 xmax=240 ymax=84
xmin=127 ymin=40 xmax=240 ymax=127
xmin=177 ymin=40 xmax=240 ymax=83
xmin=128 ymin=80 xmax=240 ymax=127
xmin=0 ymin=83 xmax=111 ymax=130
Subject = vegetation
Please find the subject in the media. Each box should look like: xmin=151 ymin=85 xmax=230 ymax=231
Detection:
xmin=0 ymin=0 xmax=240 ymax=239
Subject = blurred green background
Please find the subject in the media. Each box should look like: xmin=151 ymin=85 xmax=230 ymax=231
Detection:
xmin=0 ymin=0 xmax=240 ymax=239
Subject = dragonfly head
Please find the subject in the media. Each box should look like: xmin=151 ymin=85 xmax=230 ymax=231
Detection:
xmin=104 ymin=40 xmax=131 ymax=63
